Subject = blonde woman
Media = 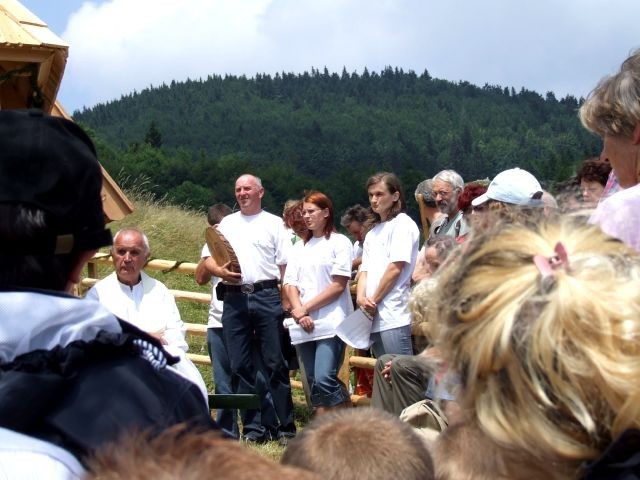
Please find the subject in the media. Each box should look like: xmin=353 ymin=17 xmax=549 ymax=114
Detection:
xmin=580 ymin=48 xmax=640 ymax=251
xmin=429 ymin=218 xmax=640 ymax=479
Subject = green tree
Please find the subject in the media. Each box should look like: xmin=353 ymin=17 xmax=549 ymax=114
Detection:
xmin=144 ymin=120 xmax=163 ymax=148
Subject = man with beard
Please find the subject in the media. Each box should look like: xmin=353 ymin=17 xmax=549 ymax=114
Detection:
xmin=429 ymin=169 xmax=469 ymax=240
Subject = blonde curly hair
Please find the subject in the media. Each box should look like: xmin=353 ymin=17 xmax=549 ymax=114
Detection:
xmin=430 ymin=218 xmax=640 ymax=478
xmin=579 ymin=48 xmax=640 ymax=138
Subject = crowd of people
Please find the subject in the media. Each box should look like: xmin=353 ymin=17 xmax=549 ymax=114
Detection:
xmin=2 ymin=49 xmax=640 ymax=480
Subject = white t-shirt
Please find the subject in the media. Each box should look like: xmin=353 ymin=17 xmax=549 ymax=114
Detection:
xmin=353 ymin=240 xmax=363 ymax=260
xmin=201 ymin=243 xmax=223 ymax=329
xmin=589 ymin=183 xmax=640 ymax=252
xmin=218 ymin=210 xmax=290 ymax=283
xmin=283 ymin=233 xmax=354 ymax=344
xmin=360 ymin=212 xmax=419 ymax=332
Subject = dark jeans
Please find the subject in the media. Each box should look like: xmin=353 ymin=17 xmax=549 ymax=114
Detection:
xmin=222 ymin=287 xmax=295 ymax=439
xmin=207 ymin=327 xmax=278 ymax=440
xmin=207 ymin=327 xmax=237 ymax=438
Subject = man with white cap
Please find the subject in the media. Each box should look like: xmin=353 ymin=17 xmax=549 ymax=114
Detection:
xmin=471 ymin=167 xmax=544 ymax=209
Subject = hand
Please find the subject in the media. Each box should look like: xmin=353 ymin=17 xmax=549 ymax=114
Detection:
xmin=381 ymin=360 xmax=393 ymax=384
xmin=358 ymin=296 xmax=377 ymax=317
xmin=149 ymin=332 xmax=169 ymax=345
xmin=298 ymin=315 xmax=315 ymax=333
xmin=218 ymin=261 xmax=242 ymax=284
xmin=291 ymin=305 xmax=308 ymax=321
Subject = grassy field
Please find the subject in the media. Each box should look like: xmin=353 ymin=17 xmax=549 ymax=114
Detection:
xmin=82 ymin=188 xmax=313 ymax=457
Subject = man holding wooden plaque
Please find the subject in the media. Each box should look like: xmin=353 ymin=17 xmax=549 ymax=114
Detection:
xmin=204 ymin=174 xmax=295 ymax=445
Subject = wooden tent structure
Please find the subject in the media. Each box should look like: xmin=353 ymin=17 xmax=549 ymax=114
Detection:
xmin=0 ymin=0 xmax=133 ymax=222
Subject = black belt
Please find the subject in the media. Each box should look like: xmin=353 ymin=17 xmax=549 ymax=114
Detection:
xmin=222 ymin=279 xmax=279 ymax=295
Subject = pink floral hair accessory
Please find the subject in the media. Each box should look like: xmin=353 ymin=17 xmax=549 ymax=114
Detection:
xmin=533 ymin=242 xmax=570 ymax=281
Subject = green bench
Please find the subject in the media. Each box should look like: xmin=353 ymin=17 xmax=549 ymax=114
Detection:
xmin=208 ymin=394 xmax=260 ymax=410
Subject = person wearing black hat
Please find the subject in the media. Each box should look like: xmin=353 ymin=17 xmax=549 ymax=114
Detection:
xmin=0 ymin=109 xmax=215 ymax=478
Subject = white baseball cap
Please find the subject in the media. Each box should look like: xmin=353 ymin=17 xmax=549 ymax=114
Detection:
xmin=471 ymin=168 xmax=543 ymax=207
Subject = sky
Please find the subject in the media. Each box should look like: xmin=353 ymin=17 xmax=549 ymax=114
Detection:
xmin=18 ymin=0 xmax=640 ymax=114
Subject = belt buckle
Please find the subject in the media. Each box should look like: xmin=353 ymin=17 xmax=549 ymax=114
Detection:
xmin=241 ymin=283 xmax=254 ymax=294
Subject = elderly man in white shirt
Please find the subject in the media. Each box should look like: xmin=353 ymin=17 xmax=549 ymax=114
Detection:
xmin=86 ymin=228 xmax=207 ymax=400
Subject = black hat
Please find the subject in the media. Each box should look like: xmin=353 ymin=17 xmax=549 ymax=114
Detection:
xmin=0 ymin=109 xmax=112 ymax=254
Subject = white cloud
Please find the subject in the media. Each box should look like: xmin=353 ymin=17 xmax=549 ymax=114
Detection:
xmin=57 ymin=0 xmax=640 ymax=111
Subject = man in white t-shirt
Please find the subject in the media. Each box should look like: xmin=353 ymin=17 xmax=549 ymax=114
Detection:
xmin=201 ymin=174 xmax=295 ymax=445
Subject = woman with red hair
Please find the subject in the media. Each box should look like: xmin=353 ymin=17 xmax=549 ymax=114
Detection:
xmin=456 ymin=182 xmax=488 ymax=241
xmin=283 ymin=191 xmax=353 ymax=414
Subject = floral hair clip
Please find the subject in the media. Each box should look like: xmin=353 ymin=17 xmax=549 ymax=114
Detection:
xmin=533 ymin=242 xmax=570 ymax=290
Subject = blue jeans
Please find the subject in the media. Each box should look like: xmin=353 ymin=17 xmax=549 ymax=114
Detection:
xmin=222 ymin=287 xmax=295 ymax=439
xmin=298 ymin=336 xmax=348 ymax=407
xmin=370 ymin=324 xmax=413 ymax=358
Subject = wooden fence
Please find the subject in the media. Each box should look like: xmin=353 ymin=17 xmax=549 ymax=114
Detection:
xmin=81 ymin=254 xmax=374 ymax=406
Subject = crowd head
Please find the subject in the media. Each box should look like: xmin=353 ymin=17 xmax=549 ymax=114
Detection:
xmin=575 ymin=158 xmax=612 ymax=208
xmin=281 ymin=408 xmax=434 ymax=480
xmin=111 ymin=228 xmax=150 ymax=287
xmin=415 ymin=178 xmax=437 ymax=208
xmin=208 ymin=203 xmax=233 ymax=226
xmin=432 ymin=170 xmax=464 ymax=217
xmin=580 ymin=48 xmax=640 ymax=189
xmin=340 ymin=204 xmax=370 ymax=242
xmin=468 ymin=168 xmax=546 ymax=231
xmin=302 ymin=190 xmax=336 ymax=241
xmin=366 ymin=172 xmax=407 ymax=223
xmin=456 ymin=182 xmax=488 ymax=216
xmin=0 ymin=110 xmax=112 ymax=291
xmin=86 ymin=425 xmax=319 ymax=480
xmin=283 ymin=199 xmax=308 ymax=238
xmin=429 ymin=218 xmax=640 ymax=478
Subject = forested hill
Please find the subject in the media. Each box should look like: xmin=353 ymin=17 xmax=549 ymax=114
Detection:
xmin=74 ymin=67 xmax=601 ymax=215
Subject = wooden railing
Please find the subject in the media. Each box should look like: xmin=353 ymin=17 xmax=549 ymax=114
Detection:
xmin=82 ymin=254 xmax=374 ymax=406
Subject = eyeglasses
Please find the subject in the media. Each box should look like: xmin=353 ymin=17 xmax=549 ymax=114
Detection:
xmin=302 ymin=208 xmax=324 ymax=216
xmin=434 ymin=190 xmax=452 ymax=198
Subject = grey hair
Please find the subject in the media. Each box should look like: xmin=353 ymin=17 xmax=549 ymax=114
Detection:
xmin=112 ymin=228 xmax=150 ymax=255
xmin=238 ymin=173 xmax=263 ymax=188
xmin=433 ymin=170 xmax=464 ymax=191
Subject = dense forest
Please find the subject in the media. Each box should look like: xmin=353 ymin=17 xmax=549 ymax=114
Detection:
xmin=74 ymin=67 xmax=601 ymax=217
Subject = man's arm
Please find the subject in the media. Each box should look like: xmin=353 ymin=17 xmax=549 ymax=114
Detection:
xmin=195 ymin=257 xmax=213 ymax=285
xmin=198 ymin=255 xmax=241 ymax=284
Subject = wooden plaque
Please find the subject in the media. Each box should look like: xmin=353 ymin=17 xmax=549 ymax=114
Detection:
xmin=205 ymin=226 xmax=241 ymax=274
